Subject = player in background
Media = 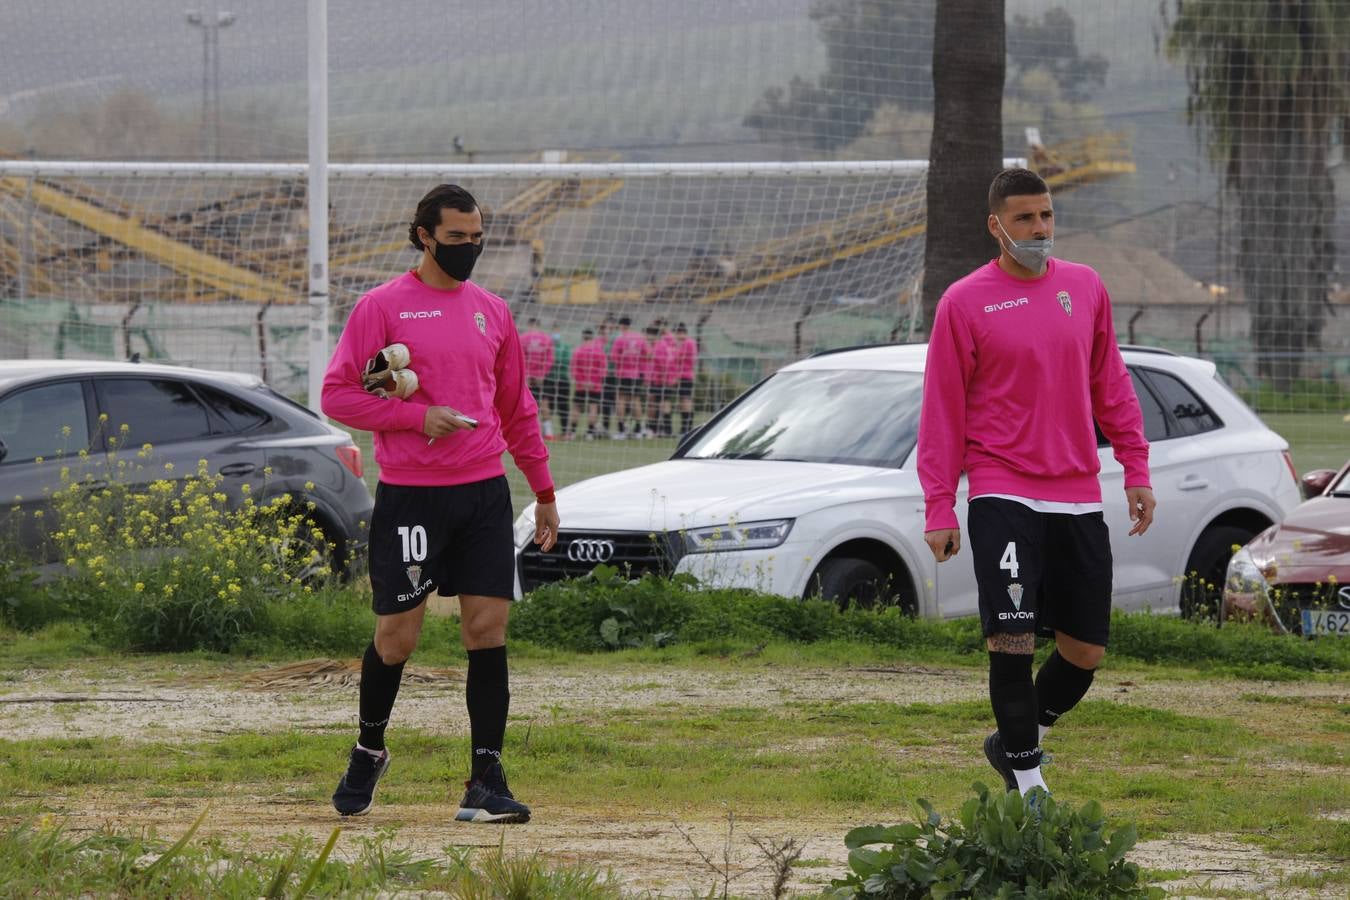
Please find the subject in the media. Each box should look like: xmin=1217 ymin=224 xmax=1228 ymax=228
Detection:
xmin=542 ymin=332 xmax=572 ymax=439
xmin=647 ymin=322 xmax=676 ymax=436
xmin=570 ymin=327 xmax=608 ymax=439
xmin=673 ymin=322 xmax=698 ymax=434
xmin=519 ymin=318 xmax=555 ymax=439
xmin=609 ymin=316 xmax=649 ymax=440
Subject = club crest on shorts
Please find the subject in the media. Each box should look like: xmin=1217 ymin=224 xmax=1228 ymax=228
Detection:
xmin=1007 ymin=582 xmax=1024 ymax=610
xmin=1057 ymin=290 xmax=1072 ymax=316
xmin=474 ymin=311 xmax=486 ymax=334
xmin=405 ymin=565 xmax=422 ymax=590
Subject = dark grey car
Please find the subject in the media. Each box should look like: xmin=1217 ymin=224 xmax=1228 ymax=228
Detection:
xmin=0 ymin=360 xmax=373 ymax=576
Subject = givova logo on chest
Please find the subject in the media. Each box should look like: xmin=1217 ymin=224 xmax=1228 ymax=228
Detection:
xmin=984 ymin=297 xmax=1028 ymax=313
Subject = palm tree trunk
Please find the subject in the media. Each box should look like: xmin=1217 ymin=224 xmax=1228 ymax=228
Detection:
xmin=922 ymin=0 xmax=1006 ymax=332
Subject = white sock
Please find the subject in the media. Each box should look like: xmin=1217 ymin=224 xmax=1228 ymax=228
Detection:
xmin=355 ymin=742 xmax=385 ymax=759
xmin=1013 ymin=766 xmax=1048 ymax=796
xmin=1038 ymin=724 xmax=1050 ymax=742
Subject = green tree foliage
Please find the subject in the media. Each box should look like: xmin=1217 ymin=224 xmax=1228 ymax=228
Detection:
xmin=744 ymin=0 xmax=935 ymax=149
xmin=1007 ymin=6 xmax=1108 ymax=104
xmin=1165 ymin=0 xmax=1350 ymax=389
xmin=746 ymin=3 xmax=1107 ymax=156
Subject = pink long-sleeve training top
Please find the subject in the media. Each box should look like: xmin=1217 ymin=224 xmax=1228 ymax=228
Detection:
xmin=917 ymin=258 xmax=1150 ymax=533
xmin=321 ymin=271 xmax=553 ymax=493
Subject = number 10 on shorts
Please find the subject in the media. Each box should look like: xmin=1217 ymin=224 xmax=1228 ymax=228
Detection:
xmin=1000 ymin=542 xmax=1020 ymax=579
xmin=398 ymin=525 xmax=428 ymax=562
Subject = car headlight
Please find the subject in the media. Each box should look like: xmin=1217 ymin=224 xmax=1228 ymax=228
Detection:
xmin=1223 ymin=545 xmax=1271 ymax=604
xmin=513 ymin=508 xmax=537 ymax=548
xmin=682 ymin=519 xmax=793 ymax=554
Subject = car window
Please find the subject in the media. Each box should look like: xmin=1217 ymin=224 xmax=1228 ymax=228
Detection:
xmin=683 ymin=369 xmax=923 ymax=467
xmin=0 ymin=381 xmax=90 ymax=464
xmin=195 ymin=384 xmax=269 ymax=433
xmin=1143 ymin=369 xmax=1222 ymax=436
xmin=98 ymin=378 xmax=213 ymax=445
xmin=1128 ymin=369 xmax=1171 ymax=442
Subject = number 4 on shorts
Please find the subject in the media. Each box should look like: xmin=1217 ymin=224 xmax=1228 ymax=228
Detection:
xmin=999 ymin=542 xmax=1020 ymax=580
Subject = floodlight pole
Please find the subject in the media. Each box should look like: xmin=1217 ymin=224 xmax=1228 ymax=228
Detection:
xmin=305 ymin=0 xmax=330 ymax=413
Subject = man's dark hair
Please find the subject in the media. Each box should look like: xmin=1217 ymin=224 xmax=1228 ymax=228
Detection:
xmin=988 ymin=168 xmax=1049 ymax=213
xmin=581 ymin=328 xmax=594 ymax=340
xmin=408 ymin=183 xmax=478 ymax=250
xmin=644 ymin=325 xmax=658 ymax=337
xmin=526 ymin=317 xmax=540 ymax=327
xmin=675 ymin=322 xmax=688 ymax=333
xmin=618 ymin=315 xmax=632 ymax=327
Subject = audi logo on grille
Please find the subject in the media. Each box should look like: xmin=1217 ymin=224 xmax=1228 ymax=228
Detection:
xmin=566 ymin=539 xmax=616 ymax=563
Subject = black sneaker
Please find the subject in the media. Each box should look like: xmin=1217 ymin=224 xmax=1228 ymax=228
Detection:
xmin=455 ymin=761 xmax=531 ymax=824
xmin=332 ymin=745 xmax=390 ymax=816
xmin=983 ymin=731 xmax=1018 ymax=794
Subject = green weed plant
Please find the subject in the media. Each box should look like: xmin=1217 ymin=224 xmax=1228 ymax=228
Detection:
xmin=831 ymin=784 xmax=1162 ymax=899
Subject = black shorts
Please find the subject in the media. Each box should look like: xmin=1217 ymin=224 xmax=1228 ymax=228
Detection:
xmin=647 ymin=384 xmax=669 ymax=403
xmin=677 ymin=379 xmax=694 ymax=399
xmin=368 ymin=476 xmax=515 ymax=615
xmin=967 ymin=497 xmax=1113 ymax=646
xmin=617 ymin=376 xmax=642 ymax=394
xmin=575 ymin=388 xmax=603 ymax=404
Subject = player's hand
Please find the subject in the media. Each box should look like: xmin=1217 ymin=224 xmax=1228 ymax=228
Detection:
xmin=422 ymin=406 xmax=476 ymax=439
xmin=534 ymin=501 xmax=559 ymax=552
xmin=1126 ymin=486 xmax=1155 ymax=536
xmin=925 ymin=528 xmax=961 ymax=562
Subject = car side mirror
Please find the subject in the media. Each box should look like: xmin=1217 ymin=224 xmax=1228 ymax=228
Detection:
xmin=0 ymin=437 xmax=7 ymax=464
xmin=1300 ymin=468 xmax=1337 ymax=500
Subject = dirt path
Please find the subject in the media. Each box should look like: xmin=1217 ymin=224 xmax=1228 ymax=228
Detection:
xmin=5 ymin=659 xmax=1347 ymax=897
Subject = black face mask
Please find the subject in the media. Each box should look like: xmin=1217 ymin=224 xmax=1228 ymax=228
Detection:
xmin=431 ymin=239 xmax=484 ymax=282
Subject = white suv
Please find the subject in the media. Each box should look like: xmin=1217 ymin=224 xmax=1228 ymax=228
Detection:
xmin=514 ymin=345 xmax=1302 ymax=617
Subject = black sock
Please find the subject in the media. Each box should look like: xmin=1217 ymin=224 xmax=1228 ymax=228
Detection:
xmin=466 ymin=645 xmax=509 ymax=780
xmin=1035 ymin=650 xmax=1096 ymax=729
xmin=358 ymin=642 xmax=405 ymax=752
xmin=988 ymin=651 xmax=1040 ymax=770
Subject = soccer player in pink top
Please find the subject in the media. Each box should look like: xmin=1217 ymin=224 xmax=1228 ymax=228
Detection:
xmin=570 ymin=327 xmax=608 ymax=439
xmin=321 ymin=184 xmax=560 ymax=825
xmin=917 ymin=168 xmax=1155 ymax=805
xmin=646 ymin=321 xmax=677 ymax=436
xmin=609 ymin=315 xmax=649 ymax=439
xmin=672 ymin=321 xmax=698 ymax=433
xmin=519 ymin=318 xmax=556 ymax=438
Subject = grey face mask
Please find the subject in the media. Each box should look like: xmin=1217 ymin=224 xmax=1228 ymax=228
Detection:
xmin=996 ymin=218 xmax=1053 ymax=274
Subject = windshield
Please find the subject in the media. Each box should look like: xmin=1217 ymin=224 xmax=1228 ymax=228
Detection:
xmin=682 ymin=368 xmax=923 ymax=467
xmin=1331 ymin=465 xmax=1350 ymax=496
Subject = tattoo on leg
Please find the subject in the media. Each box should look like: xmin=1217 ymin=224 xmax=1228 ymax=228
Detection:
xmin=987 ymin=632 xmax=1035 ymax=654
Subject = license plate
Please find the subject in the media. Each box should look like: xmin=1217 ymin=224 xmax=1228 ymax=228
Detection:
xmin=1301 ymin=609 xmax=1350 ymax=637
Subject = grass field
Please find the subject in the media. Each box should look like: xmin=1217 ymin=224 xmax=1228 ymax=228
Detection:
xmin=1258 ymin=411 xmax=1348 ymax=472
xmin=0 ymin=626 xmax=1346 ymax=897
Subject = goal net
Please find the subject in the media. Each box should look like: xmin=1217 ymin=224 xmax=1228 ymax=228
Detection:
xmin=0 ymin=158 xmax=941 ymax=492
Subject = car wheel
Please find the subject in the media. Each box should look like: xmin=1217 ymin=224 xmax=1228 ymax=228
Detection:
xmin=806 ymin=557 xmax=893 ymax=611
xmin=1181 ymin=525 xmax=1254 ymax=622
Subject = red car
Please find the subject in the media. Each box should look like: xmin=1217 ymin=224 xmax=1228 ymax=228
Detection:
xmin=1222 ymin=460 xmax=1350 ymax=635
